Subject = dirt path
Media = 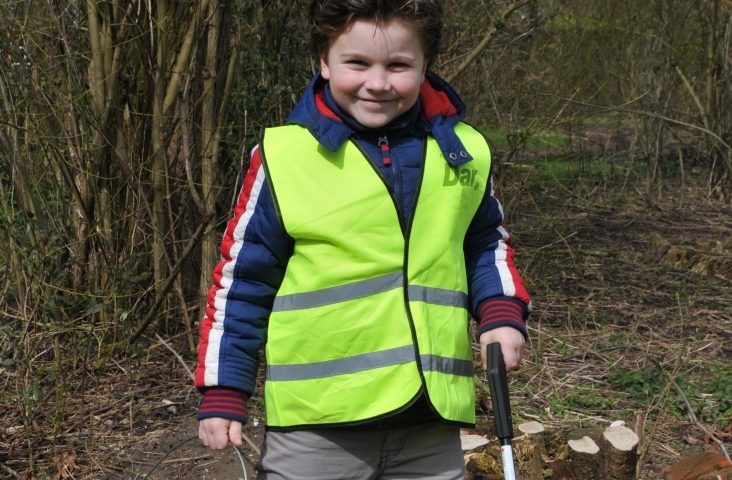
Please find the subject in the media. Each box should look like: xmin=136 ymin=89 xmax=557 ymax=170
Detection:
xmin=128 ymin=415 xmax=263 ymax=480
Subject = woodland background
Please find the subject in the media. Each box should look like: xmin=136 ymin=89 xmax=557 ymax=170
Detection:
xmin=1 ymin=0 xmax=731 ymax=479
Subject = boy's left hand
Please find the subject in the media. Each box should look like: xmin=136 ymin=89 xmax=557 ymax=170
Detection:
xmin=479 ymin=326 xmax=525 ymax=372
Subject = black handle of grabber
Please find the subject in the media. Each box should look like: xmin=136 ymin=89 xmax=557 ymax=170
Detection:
xmin=487 ymin=342 xmax=516 ymax=480
xmin=487 ymin=342 xmax=513 ymax=441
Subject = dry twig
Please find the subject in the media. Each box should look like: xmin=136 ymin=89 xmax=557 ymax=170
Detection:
xmin=0 ymin=462 xmax=20 ymax=479
xmin=156 ymin=334 xmax=195 ymax=381
xmin=241 ymin=432 xmax=262 ymax=457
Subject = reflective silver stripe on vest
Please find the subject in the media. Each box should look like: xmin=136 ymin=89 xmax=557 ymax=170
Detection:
xmin=267 ymin=345 xmax=416 ymax=381
xmin=408 ymin=286 xmax=469 ymax=309
xmin=273 ymin=272 xmax=403 ymax=312
xmin=421 ymin=355 xmax=474 ymax=377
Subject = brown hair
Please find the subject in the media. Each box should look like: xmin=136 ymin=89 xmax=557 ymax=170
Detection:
xmin=309 ymin=0 xmax=444 ymax=61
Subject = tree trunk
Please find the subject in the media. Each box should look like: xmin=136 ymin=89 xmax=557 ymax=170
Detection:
xmin=152 ymin=0 xmax=169 ymax=295
xmin=197 ymin=2 xmax=238 ymax=320
xmin=198 ymin=0 xmax=223 ymax=321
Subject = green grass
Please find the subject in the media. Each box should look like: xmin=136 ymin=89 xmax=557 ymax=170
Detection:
xmin=531 ymin=153 xmax=642 ymax=185
xmin=548 ymin=387 xmax=621 ymax=414
xmin=479 ymin=126 xmax=569 ymax=149
xmin=607 ymin=364 xmax=732 ymax=423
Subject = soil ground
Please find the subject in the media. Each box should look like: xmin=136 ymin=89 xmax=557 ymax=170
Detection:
xmin=2 ymin=155 xmax=731 ymax=479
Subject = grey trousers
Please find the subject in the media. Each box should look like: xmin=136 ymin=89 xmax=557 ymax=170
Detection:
xmin=255 ymin=422 xmax=466 ymax=480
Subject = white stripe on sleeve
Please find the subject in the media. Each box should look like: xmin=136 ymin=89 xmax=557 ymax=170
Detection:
xmin=204 ymin=162 xmax=266 ymax=386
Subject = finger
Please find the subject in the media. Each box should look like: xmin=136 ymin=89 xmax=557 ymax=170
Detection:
xmin=203 ymin=422 xmax=221 ymax=449
xmin=229 ymin=421 xmax=243 ymax=447
xmin=481 ymin=342 xmax=488 ymax=370
xmin=214 ymin=427 xmax=231 ymax=450
xmin=210 ymin=433 xmax=224 ymax=450
xmin=502 ymin=349 xmax=519 ymax=372
xmin=506 ymin=350 xmax=521 ymax=372
xmin=198 ymin=423 xmax=209 ymax=447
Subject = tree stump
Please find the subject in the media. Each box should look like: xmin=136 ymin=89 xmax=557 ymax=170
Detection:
xmin=601 ymin=425 xmax=639 ymax=480
xmin=518 ymin=421 xmax=546 ymax=480
xmin=518 ymin=421 xmax=547 ymax=454
xmin=565 ymin=428 xmax=603 ymax=444
xmin=568 ymin=436 xmax=601 ymax=479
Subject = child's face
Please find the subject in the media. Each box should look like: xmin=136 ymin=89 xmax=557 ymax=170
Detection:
xmin=320 ymin=19 xmax=428 ymax=129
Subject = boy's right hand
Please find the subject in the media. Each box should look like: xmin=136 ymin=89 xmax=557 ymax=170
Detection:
xmin=479 ymin=326 xmax=525 ymax=372
xmin=199 ymin=417 xmax=243 ymax=450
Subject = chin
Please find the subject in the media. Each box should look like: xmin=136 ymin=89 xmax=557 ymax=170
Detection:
xmin=353 ymin=114 xmax=393 ymax=129
xmin=359 ymin=120 xmax=389 ymax=128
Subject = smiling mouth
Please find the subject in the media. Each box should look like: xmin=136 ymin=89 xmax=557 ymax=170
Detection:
xmin=359 ymin=98 xmax=394 ymax=104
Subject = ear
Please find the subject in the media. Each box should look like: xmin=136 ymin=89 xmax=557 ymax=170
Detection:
xmin=319 ymin=53 xmax=330 ymax=80
xmin=422 ymin=58 xmax=431 ymax=78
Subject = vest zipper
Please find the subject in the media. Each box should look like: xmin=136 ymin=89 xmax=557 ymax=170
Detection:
xmin=352 ymin=140 xmax=405 ymax=235
xmin=353 ymin=137 xmax=447 ymax=423
xmin=381 ymin=134 xmax=403 ymax=214
xmin=378 ymin=135 xmax=391 ymax=165
xmin=401 ymin=137 xmax=430 ymax=394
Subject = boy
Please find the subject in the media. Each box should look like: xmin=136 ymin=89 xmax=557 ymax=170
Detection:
xmin=195 ymin=0 xmax=531 ymax=478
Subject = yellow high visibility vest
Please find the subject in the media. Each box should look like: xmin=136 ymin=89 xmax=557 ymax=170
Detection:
xmin=260 ymin=123 xmax=491 ymax=428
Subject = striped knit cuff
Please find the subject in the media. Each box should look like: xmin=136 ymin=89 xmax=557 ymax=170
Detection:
xmin=477 ymin=297 xmax=529 ymax=340
xmin=197 ymin=388 xmax=249 ymax=424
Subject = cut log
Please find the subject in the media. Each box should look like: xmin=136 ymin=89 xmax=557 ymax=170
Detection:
xmin=460 ymin=433 xmax=489 ymax=451
xmin=518 ymin=421 xmax=546 ymax=480
xmin=518 ymin=421 xmax=547 ymax=454
xmin=518 ymin=421 xmax=545 ymax=435
xmin=568 ymin=436 xmax=601 ymax=479
xmin=601 ymin=425 xmax=640 ymax=480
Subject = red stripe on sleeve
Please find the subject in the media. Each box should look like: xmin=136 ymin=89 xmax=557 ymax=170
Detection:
xmin=503 ymin=242 xmax=531 ymax=305
xmin=220 ymin=148 xmax=263 ymax=256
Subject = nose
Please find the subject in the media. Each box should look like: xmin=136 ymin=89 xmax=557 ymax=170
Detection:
xmin=364 ymin=66 xmax=389 ymax=91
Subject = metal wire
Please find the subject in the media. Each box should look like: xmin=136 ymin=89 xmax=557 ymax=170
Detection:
xmin=133 ymin=434 xmax=248 ymax=480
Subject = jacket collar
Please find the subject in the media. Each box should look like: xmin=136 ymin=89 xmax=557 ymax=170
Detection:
xmin=286 ymin=71 xmax=473 ymax=166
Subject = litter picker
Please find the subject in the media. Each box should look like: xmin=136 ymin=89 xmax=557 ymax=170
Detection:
xmin=486 ymin=342 xmax=517 ymax=480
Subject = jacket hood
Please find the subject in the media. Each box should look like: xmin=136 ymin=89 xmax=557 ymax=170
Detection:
xmin=286 ymin=71 xmax=474 ymax=166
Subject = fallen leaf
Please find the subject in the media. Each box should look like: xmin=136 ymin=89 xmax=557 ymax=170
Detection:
xmin=50 ymin=451 xmax=78 ymax=480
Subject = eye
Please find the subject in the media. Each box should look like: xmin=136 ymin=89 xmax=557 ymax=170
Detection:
xmin=388 ymin=62 xmax=410 ymax=69
xmin=346 ymin=59 xmax=368 ymax=66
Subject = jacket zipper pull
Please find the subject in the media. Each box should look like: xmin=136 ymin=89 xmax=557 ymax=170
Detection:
xmin=378 ymin=135 xmax=391 ymax=166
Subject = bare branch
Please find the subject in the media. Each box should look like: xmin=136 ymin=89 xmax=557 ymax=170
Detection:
xmin=446 ymin=0 xmax=533 ymax=82
xmin=674 ymin=65 xmax=711 ymax=132
xmin=155 ymin=334 xmax=194 ymax=381
xmin=163 ymin=0 xmax=210 ymax=118
xmin=128 ymin=214 xmax=213 ymax=345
